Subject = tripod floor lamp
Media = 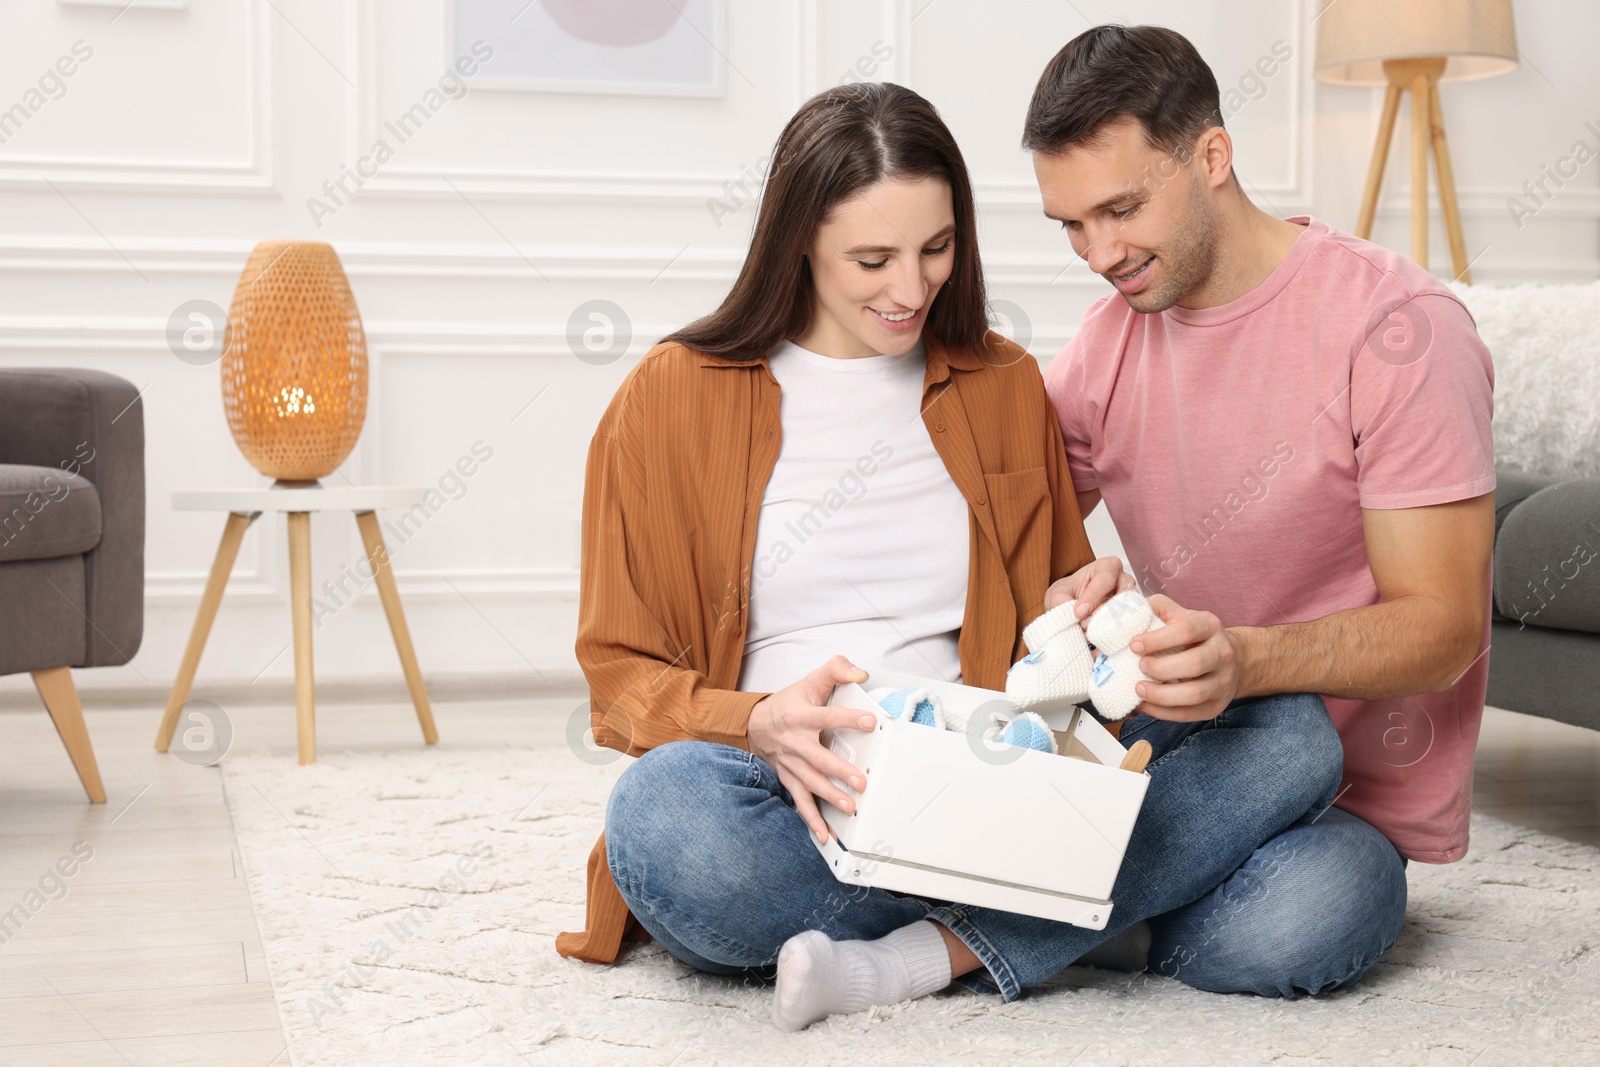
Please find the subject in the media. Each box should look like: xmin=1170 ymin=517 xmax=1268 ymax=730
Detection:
xmin=1315 ymin=0 xmax=1519 ymax=283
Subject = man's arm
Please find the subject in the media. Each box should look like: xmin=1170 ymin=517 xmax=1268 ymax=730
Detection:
xmin=1131 ymin=492 xmax=1495 ymax=720
xmin=1228 ymin=492 xmax=1494 ymax=698
xmin=1076 ymin=488 xmax=1101 ymax=519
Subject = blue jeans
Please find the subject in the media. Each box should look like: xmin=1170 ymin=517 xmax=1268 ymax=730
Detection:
xmin=1116 ymin=710 xmax=1409 ymax=997
xmin=606 ymin=693 xmax=1402 ymax=1002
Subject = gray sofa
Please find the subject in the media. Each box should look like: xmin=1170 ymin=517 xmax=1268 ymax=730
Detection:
xmin=0 ymin=368 xmax=145 ymax=802
xmin=1488 ymin=466 xmax=1600 ymax=731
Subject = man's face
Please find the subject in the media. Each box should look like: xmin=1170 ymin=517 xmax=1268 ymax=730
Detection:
xmin=1033 ymin=118 xmax=1219 ymax=313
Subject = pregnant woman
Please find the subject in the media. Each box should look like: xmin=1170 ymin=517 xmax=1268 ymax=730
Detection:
xmin=555 ymin=82 xmax=1342 ymax=1031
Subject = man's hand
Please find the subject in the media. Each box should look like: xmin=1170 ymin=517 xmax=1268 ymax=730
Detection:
xmin=1044 ymin=555 xmax=1135 ymax=618
xmin=1126 ymin=594 xmax=1245 ymax=721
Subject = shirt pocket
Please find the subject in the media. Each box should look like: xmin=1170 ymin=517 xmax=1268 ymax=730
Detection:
xmin=982 ymin=466 xmax=1052 ymax=577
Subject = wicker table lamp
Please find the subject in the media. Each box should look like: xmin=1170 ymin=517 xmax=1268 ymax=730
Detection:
xmin=1316 ymin=0 xmax=1518 ymax=283
xmin=220 ymin=240 xmax=368 ymax=483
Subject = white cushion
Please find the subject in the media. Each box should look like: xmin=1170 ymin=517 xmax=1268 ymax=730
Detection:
xmin=1450 ymin=280 xmax=1600 ymax=481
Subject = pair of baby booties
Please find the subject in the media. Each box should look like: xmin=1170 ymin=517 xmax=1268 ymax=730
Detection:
xmin=867 ymin=590 xmax=1161 ymax=756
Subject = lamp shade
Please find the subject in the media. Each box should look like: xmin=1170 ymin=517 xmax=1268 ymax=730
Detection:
xmin=220 ymin=241 xmax=368 ymax=481
xmin=1315 ymin=0 xmax=1518 ymax=85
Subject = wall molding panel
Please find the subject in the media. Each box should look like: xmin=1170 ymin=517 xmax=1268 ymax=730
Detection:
xmin=0 ymin=232 xmax=1590 ymax=288
xmin=1 ymin=0 xmax=1594 ymax=686
xmin=0 ymin=0 xmax=274 ymax=193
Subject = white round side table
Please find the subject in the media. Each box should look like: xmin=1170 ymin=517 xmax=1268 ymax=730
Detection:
xmin=154 ymin=483 xmax=440 ymax=765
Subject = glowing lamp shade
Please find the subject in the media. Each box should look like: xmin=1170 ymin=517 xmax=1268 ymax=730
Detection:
xmin=220 ymin=241 xmax=368 ymax=481
xmin=1314 ymin=0 xmax=1518 ymax=85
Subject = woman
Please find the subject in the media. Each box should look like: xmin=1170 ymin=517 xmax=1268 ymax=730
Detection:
xmin=555 ymin=83 xmax=1341 ymax=1031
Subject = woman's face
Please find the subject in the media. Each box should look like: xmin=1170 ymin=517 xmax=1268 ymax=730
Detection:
xmin=797 ymin=177 xmax=957 ymax=359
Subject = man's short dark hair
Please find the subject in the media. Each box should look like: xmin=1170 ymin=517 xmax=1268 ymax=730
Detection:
xmin=1022 ymin=25 xmax=1223 ymax=158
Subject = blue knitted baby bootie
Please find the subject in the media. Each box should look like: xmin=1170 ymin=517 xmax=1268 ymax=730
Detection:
xmin=867 ymin=687 xmax=944 ymax=729
xmin=998 ymin=711 xmax=1058 ymax=753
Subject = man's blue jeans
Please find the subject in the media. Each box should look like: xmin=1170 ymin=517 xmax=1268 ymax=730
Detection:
xmin=605 ymin=693 xmax=1407 ymax=1002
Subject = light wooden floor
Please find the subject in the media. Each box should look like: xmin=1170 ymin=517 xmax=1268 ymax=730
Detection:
xmin=0 ymin=693 xmax=578 ymax=1066
xmin=0 ymin=696 xmax=1596 ymax=1064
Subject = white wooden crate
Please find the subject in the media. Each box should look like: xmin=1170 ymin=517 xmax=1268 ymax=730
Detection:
xmin=817 ymin=668 xmax=1150 ymax=930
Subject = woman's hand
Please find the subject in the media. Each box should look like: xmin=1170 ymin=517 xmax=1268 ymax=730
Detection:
xmin=1044 ymin=556 xmax=1135 ymax=618
xmin=747 ymin=655 xmax=878 ymax=846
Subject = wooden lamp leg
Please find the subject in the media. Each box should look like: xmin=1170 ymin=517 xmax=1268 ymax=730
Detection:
xmin=1355 ymin=83 xmax=1403 ymax=240
xmin=287 ymin=511 xmax=316 ymax=765
xmin=354 ymin=511 xmax=438 ymax=745
xmin=1367 ymin=58 xmax=1450 ymax=271
xmin=1410 ymin=71 xmax=1432 ymax=268
xmin=1428 ymin=82 xmax=1472 ymax=283
xmin=156 ymin=511 xmax=258 ymax=751
xmin=33 ymin=667 xmax=106 ymax=803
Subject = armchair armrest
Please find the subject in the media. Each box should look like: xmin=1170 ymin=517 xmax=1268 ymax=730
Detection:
xmin=0 ymin=368 xmax=144 ymax=666
xmin=1492 ymin=475 xmax=1600 ymax=635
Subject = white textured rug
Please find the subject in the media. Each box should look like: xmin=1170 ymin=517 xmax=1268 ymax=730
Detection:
xmin=223 ymin=747 xmax=1600 ymax=1067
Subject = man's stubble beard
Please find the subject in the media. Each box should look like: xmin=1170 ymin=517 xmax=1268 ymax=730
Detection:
xmin=1125 ymin=177 xmax=1220 ymax=314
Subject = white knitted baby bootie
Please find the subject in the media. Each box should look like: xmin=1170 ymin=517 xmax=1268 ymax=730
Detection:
xmin=1005 ymin=599 xmax=1095 ymax=712
xmin=1083 ymin=590 xmax=1162 ymax=720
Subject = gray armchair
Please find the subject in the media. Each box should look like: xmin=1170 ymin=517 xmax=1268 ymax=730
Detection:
xmin=1488 ymin=466 xmax=1600 ymax=732
xmin=0 ymin=369 xmax=145 ymax=802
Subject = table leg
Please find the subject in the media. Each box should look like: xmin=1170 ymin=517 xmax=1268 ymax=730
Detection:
xmin=287 ymin=511 xmax=316 ymax=765
xmin=156 ymin=510 xmax=258 ymax=752
xmin=354 ymin=511 xmax=438 ymax=745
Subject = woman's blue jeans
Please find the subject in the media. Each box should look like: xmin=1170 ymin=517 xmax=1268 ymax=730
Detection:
xmin=604 ymin=692 xmax=1408 ymax=1002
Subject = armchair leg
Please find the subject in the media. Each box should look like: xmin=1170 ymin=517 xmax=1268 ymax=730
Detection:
xmin=32 ymin=667 xmax=106 ymax=804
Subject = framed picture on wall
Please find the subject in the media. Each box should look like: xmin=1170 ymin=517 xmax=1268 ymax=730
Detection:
xmin=449 ymin=0 xmax=726 ymax=97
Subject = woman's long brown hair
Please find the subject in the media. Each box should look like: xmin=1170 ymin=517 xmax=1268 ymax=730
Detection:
xmin=664 ymin=82 xmax=990 ymax=360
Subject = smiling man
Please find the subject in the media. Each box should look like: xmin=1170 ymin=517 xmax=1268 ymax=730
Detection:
xmin=1028 ymin=25 xmax=1498 ymax=994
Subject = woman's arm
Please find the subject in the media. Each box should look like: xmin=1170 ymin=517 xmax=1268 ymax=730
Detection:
xmin=577 ymin=363 xmax=882 ymax=848
xmin=575 ymin=389 xmax=766 ymax=757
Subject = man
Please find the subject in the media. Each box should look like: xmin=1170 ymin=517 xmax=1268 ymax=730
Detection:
xmin=1032 ymin=24 xmax=1496 ymax=994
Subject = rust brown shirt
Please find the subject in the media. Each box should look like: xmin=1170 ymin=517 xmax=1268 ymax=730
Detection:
xmin=555 ymin=331 xmax=1095 ymax=965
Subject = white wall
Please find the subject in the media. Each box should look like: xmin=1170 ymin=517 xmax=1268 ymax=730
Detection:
xmin=2 ymin=0 xmax=1595 ymax=698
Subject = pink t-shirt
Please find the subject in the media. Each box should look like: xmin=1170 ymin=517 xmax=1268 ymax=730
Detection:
xmin=1044 ymin=215 xmax=1496 ymax=864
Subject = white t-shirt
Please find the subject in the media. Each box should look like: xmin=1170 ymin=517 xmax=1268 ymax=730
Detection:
xmin=736 ymin=339 xmax=971 ymax=693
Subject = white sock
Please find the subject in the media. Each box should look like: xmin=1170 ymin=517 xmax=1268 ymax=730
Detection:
xmin=771 ymin=920 xmax=953 ymax=1032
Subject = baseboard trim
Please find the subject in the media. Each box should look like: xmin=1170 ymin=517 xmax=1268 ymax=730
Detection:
xmin=0 ymin=670 xmax=590 ymax=712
